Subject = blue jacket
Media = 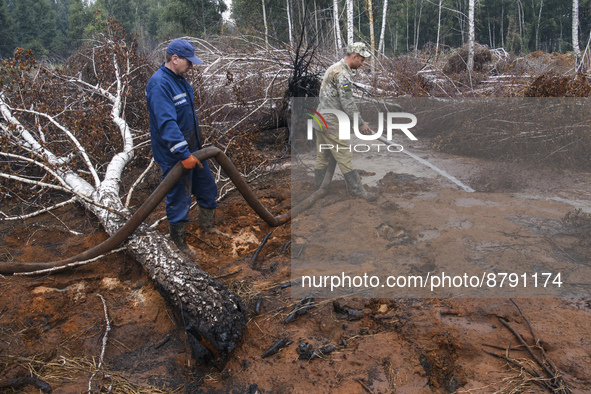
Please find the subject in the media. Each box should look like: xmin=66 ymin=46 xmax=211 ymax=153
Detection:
xmin=146 ymin=64 xmax=202 ymax=168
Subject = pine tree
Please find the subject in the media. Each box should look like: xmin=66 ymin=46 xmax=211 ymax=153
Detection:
xmin=68 ymin=0 xmax=91 ymax=42
xmin=0 ymin=0 xmax=15 ymax=58
xmin=14 ymin=0 xmax=58 ymax=57
xmin=93 ymin=0 xmax=135 ymax=33
xmin=162 ymin=0 xmax=227 ymax=38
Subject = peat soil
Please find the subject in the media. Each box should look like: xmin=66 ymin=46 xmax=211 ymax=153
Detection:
xmin=1 ymin=143 xmax=591 ymax=393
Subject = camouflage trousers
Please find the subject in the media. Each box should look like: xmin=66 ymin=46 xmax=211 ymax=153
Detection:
xmin=314 ymin=130 xmax=354 ymax=175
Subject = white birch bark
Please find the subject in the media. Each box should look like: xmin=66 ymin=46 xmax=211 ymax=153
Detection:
xmin=467 ymin=0 xmax=475 ymax=71
xmin=334 ymin=0 xmax=343 ymax=53
xmin=378 ymin=0 xmax=388 ymax=57
xmin=347 ymin=0 xmax=354 ymax=45
xmin=436 ymin=0 xmax=442 ymax=55
xmin=367 ymin=0 xmax=376 ymax=73
xmin=573 ymin=0 xmax=581 ymax=69
xmin=262 ymin=0 xmax=269 ymax=48
xmin=287 ymin=0 xmax=293 ymax=47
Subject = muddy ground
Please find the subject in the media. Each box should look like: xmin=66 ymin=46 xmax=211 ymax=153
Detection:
xmin=1 ymin=140 xmax=591 ymax=393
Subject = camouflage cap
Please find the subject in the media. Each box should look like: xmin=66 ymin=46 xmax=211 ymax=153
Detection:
xmin=346 ymin=42 xmax=371 ymax=59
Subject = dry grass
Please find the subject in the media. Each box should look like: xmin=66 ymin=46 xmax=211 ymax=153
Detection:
xmin=493 ymin=358 xmax=560 ymax=394
xmin=0 ymin=355 xmax=177 ymax=393
xmin=525 ymin=73 xmax=591 ymax=97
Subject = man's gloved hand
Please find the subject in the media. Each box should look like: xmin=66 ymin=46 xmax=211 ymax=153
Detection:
xmin=359 ymin=123 xmax=373 ymax=135
xmin=181 ymin=155 xmax=203 ymax=170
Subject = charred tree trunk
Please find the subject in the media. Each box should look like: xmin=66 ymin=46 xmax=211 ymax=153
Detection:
xmin=128 ymin=225 xmax=247 ymax=365
xmin=92 ymin=189 xmax=247 ymax=365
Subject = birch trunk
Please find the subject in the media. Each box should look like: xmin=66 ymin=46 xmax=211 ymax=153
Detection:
xmin=406 ymin=0 xmax=409 ymax=52
xmin=467 ymin=0 xmax=475 ymax=71
xmin=378 ymin=0 xmax=388 ymax=57
xmin=347 ymin=0 xmax=354 ymax=45
xmin=573 ymin=0 xmax=581 ymax=69
xmin=262 ymin=0 xmax=269 ymax=48
xmin=368 ymin=0 xmax=375 ymax=63
xmin=436 ymin=0 xmax=442 ymax=55
xmin=334 ymin=0 xmax=343 ymax=52
xmin=92 ymin=190 xmax=247 ymax=364
xmin=287 ymin=0 xmax=293 ymax=47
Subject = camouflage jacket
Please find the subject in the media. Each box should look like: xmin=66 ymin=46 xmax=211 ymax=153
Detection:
xmin=315 ymin=59 xmax=365 ymax=134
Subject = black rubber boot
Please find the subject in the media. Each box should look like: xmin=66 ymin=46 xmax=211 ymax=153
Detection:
xmin=198 ymin=206 xmax=216 ymax=232
xmin=343 ymin=170 xmax=377 ymax=202
xmin=169 ymin=222 xmax=201 ymax=260
xmin=314 ymin=168 xmax=328 ymax=190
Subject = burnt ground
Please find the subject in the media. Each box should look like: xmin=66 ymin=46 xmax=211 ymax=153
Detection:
xmin=1 ymin=147 xmax=591 ymax=393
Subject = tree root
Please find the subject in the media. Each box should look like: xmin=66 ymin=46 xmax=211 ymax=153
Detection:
xmin=487 ymin=300 xmax=572 ymax=393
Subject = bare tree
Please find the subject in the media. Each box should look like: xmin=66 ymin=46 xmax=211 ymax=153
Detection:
xmin=413 ymin=0 xmax=423 ymax=54
xmin=262 ymin=0 xmax=269 ymax=47
xmin=536 ymin=0 xmax=544 ymax=51
xmin=333 ymin=0 xmax=343 ymax=52
xmin=406 ymin=0 xmax=410 ymax=52
xmin=378 ymin=0 xmax=388 ymax=57
xmin=287 ymin=0 xmax=293 ymax=47
xmin=573 ymin=0 xmax=581 ymax=70
xmin=467 ymin=0 xmax=475 ymax=71
xmin=368 ymin=0 xmax=376 ymax=61
xmin=436 ymin=0 xmax=443 ymax=55
xmin=347 ymin=0 xmax=354 ymax=45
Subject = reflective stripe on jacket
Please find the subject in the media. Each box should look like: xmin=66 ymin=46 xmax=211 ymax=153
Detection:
xmin=146 ymin=63 xmax=202 ymax=167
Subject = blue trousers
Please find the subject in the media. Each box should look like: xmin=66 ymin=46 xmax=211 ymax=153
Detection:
xmin=161 ymin=160 xmax=218 ymax=224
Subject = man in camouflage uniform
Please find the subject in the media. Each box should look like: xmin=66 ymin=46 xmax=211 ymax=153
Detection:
xmin=313 ymin=42 xmax=376 ymax=201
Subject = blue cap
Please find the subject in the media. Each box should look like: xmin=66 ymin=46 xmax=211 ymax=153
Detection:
xmin=166 ymin=39 xmax=203 ymax=65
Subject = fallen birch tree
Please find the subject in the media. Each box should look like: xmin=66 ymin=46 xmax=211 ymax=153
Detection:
xmin=0 ymin=22 xmax=246 ymax=364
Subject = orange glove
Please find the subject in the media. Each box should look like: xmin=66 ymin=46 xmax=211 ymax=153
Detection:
xmin=181 ymin=155 xmax=203 ymax=170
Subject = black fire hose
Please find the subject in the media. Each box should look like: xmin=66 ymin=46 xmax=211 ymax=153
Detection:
xmin=0 ymin=146 xmax=335 ymax=274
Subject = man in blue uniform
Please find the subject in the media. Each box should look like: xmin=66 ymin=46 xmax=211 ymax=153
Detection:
xmin=146 ymin=39 xmax=218 ymax=260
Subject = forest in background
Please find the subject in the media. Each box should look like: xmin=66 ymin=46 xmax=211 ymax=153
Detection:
xmin=1 ymin=0 xmax=591 ymax=61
